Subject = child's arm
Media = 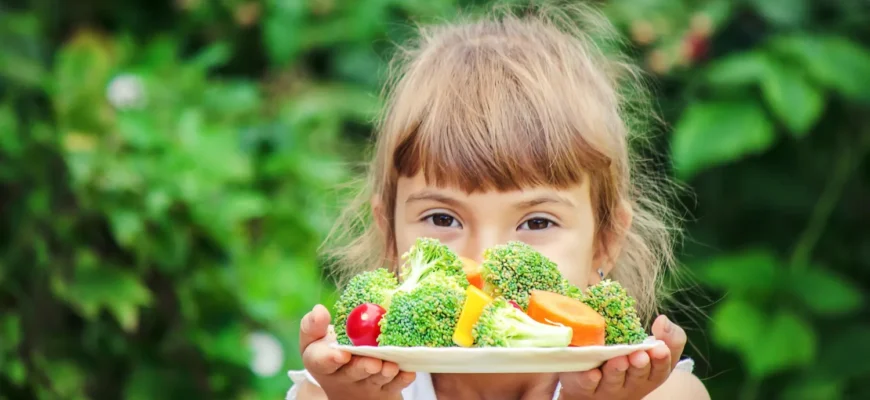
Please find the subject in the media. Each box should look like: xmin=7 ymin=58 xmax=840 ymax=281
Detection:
xmin=645 ymin=370 xmax=710 ymax=400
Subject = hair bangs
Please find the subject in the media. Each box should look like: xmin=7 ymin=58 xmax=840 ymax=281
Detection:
xmin=392 ymin=96 xmax=612 ymax=194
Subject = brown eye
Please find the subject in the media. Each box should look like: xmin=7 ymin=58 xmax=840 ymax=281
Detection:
xmin=522 ymin=218 xmax=552 ymax=230
xmin=430 ymin=214 xmax=457 ymax=227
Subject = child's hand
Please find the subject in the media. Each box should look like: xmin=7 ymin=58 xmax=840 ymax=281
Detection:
xmin=557 ymin=315 xmax=687 ymax=400
xmin=299 ymin=305 xmax=416 ymax=400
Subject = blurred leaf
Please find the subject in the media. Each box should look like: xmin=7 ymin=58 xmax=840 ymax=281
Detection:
xmin=39 ymin=359 xmax=88 ymax=400
xmin=693 ymin=248 xmax=780 ymax=295
xmin=671 ymin=100 xmax=776 ymax=179
xmin=263 ymin=0 xmax=306 ymax=64
xmin=108 ymin=210 xmax=145 ymax=249
xmin=6 ymin=358 xmax=26 ymax=386
xmin=704 ymin=50 xmax=771 ymax=86
xmin=710 ymin=297 xmax=765 ymax=354
xmin=760 ymin=61 xmax=825 ymax=137
xmin=0 ymin=103 xmax=23 ymax=157
xmin=789 ymin=267 xmax=863 ymax=316
xmin=53 ymin=31 xmax=117 ymax=133
xmin=747 ymin=311 xmax=816 ymax=378
xmin=818 ymin=325 xmax=870 ymax=380
xmin=56 ymin=265 xmax=153 ymax=330
xmin=748 ymin=0 xmax=808 ymax=26
xmin=190 ymin=41 xmax=232 ymax=71
xmin=779 ymin=376 xmax=844 ymax=400
xmin=0 ymin=12 xmax=47 ymax=89
xmin=771 ymin=34 xmax=870 ymax=102
xmin=1 ymin=315 xmax=21 ymax=350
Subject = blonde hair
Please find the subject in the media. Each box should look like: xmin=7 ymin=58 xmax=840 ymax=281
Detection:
xmin=322 ymin=1 xmax=682 ymax=326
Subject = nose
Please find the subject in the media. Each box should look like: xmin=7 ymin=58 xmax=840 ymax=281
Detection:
xmin=459 ymin=228 xmax=506 ymax=263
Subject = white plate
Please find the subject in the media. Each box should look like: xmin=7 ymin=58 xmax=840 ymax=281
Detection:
xmin=330 ymin=337 xmax=663 ymax=373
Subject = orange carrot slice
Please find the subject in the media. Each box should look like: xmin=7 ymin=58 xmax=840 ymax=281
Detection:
xmin=460 ymin=256 xmax=483 ymax=290
xmin=526 ymin=290 xmax=606 ymax=347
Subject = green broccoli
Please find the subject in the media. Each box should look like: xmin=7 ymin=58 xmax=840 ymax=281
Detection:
xmin=377 ymin=272 xmax=466 ymax=347
xmin=472 ymin=297 xmax=572 ymax=348
xmin=332 ymin=268 xmax=399 ymax=345
xmin=563 ymin=279 xmax=586 ymax=301
xmin=395 ymin=237 xmax=466 ymax=292
xmin=479 ymin=241 xmax=567 ymax=310
xmin=582 ymin=279 xmax=647 ymax=345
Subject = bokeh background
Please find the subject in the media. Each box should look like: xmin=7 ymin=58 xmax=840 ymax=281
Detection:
xmin=1 ymin=0 xmax=868 ymax=399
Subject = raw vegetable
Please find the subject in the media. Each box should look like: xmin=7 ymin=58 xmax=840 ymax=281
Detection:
xmin=395 ymin=238 xmax=467 ymax=294
xmin=526 ymin=290 xmax=606 ymax=347
xmin=453 ymin=285 xmax=494 ymax=347
xmin=461 ymin=256 xmax=484 ymax=290
xmin=582 ymin=279 xmax=647 ymax=345
xmin=479 ymin=241 xmax=567 ymax=310
xmin=346 ymin=303 xmax=387 ymax=346
xmin=332 ymin=268 xmax=399 ymax=345
xmin=472 ymin=297 xmax=573 ymax=348
xmin=378 ymin=272 xmax=467 ymax=347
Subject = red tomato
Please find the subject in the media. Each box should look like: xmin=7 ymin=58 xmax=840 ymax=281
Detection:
xmin=346 ymin=303 xmax=386 ymax=346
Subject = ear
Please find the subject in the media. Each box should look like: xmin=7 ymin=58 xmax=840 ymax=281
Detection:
xmin=371 ymin=195 xmax=388 ymax=237
xmin=593 ymin=200 xmax=634 ymax=278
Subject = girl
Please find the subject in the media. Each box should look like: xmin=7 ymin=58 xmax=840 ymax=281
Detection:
xmin=289 ymin=2 xmax=708 ymax=399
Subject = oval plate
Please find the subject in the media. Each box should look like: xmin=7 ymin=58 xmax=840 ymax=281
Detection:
xmin=330 ymin=337 xmax=662 ymax=373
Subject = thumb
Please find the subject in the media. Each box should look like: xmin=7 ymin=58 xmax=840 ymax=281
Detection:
xmin=299 ymin=304 xmax=332 ymax=352
xmin=652 ymin=315 xmax=687 ymax=370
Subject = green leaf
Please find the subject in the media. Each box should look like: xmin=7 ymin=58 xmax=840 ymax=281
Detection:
xmin=693 ymin=248 xmax=780 ymax=295
xmin=780 ymin=376 xmax=844 ymax=400
xmin=108 ymin=209 xmax=144 ymax=248
xmin=671 ymin=100 xmax=776 ymax=179
xmin=746 ymin=311 xmax=816 ymax=378
xmin=789 ymin=267 xmax=863 ymax=315
xmin=760 ymin=62 xmax=825 ymax=137
xmin=818 ymin=325 xmax=870 ymax=380
xmin=771 ymin=35 xmax=870 ymax=102
xmin=748 ymin=0 xmax=808 ymax=26
xmin=263 ymin=0 xmax=306 ymax=65
xmin=0 ymin=103 xmax=23 ymax=158
xmin=6 ymin=358 xmax=26 ymax=386
xmin=1 ymin=315 xmax=21 ymax=350
xmin=55 ymin=265 xmax=152 ymax=330
xmin=710 ymin=298 xmax=765 ymax=353
xmin=704 ymin=50 xmax=772 ymax=87
xmin=53 ymin=31 xmax=116 ymax=132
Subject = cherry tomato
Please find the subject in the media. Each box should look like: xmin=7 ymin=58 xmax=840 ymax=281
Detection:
xmin=346 ymin=303 xmax=386 ymax=346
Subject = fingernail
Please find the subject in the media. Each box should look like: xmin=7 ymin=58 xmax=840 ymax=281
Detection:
xmin=663 ymin=316 xmax=673 ymax=333
xmin=301 ymin=315 xmax=311 ymax=333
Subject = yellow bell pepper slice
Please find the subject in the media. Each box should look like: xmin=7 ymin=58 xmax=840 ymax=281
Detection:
xmin=452 ymin=284 xmax=494 ymax=347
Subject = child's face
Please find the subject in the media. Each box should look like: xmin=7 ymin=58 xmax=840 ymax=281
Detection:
xmin=392 ymin=173 xmax=603 ymax=288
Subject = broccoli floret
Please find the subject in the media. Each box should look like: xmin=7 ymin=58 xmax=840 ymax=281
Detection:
xmin=332 ymin=268 xmax=399 ymax=345
xmin=377 ymin=273 xmax=466 ymax=347
xmin=582 ymin=279 xmax=647 ymax=345
xmin=395 ymin=237 xmax=466 ymax=292
xmin=479 ymin=241 xmax=567 ymax=310
xmin=563 ymin=279 xmax=586 ymax=301
xmin=472 ymin=297 xmax=572 ymax=348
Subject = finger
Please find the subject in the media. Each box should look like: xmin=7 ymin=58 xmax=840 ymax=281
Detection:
xmin=365 ymin=361 xmax=400 ymax=387
xmin=623 ymin=350 xmax=651 ymax=389
xmin=558 ymin=369 xmax=602 ymax=398
xmin=594 ymin=356 xmax=629 ymax=394
xmin=299 ymin=305 xmax=332 ymax=352
xmin=339 ymin=356 xmax=383 ymax=382
xmin=647 ymin=343 xmax=672 ymax=384
xmin=652 ymin=315 xmax=687 ymax=370
xmin=302 ymin=340 xmax=351 ymax=375
xmin=382 ymin=371 xmax=417 ymax=393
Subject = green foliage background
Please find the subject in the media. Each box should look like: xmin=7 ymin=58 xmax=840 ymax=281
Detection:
xmin=0 ymin=0 xmax=868 ymax=399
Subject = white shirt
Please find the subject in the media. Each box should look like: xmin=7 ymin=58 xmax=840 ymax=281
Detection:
xmin=286 ymin=359 xmax=695 ymax=400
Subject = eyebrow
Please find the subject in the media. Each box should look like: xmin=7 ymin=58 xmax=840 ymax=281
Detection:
xmin=514 ymin=195 xmax=576 ymax=209
xmin=405 ymin=191 xmax=575 ymax=209
xmin=405 ymin=191 xmax=464 ymax=207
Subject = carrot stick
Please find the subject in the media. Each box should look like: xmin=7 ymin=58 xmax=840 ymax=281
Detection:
xmin=460 ymin=257 xmax=484 ymax=290
xmin=526 ymin=290 xmax=606 ymax=347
